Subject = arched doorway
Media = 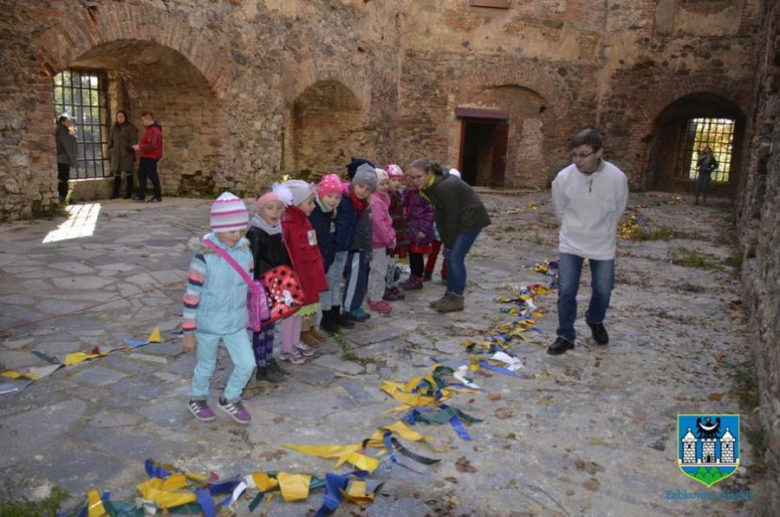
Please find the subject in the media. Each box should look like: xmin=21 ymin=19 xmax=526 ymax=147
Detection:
xmin=647 ymin=93 xmax=746 ymax=194
xmin=58 ymin=40 xmax=224 ymax=198
xmin=283 ymin=80 xmax=364 ymax=180
xmin=455 ymin=85 xmax=552 ymax=189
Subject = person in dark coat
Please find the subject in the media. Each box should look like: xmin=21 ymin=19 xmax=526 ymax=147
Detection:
xmin=246 ymin=184 xmax=293 ymax=378
xmin=108 ymin=110 xmax=139 ymax=199
xmin=55 ymin=114 xmax=78 ymax=202
xmin=694 ymin=146 xmax=718 ymax=206
xmin=340 ymin=163 xmax=376 ymax=322
xmin=309 ymin=173 xmax=344 ymax=334
xmin=410 ymin=158 xmax=491 ymax=312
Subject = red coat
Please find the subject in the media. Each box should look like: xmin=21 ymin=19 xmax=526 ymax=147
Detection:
xmin=282 ymin=205 xmax=328 ymax=306
xmin=139 ymin=122 xmax=163 ymax=160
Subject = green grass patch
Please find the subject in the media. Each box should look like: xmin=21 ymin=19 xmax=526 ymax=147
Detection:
xmin=333 ymin=332 xmax=358 ymax=361
xmin=633 ymin=227 xmax=677 ymax=241
xmin=0 ymin=486 xmax=68 ymax=517
xmin=723 ymin=249 xmax=744 ymax=270
xmin=669 ymin=248 xmax=718 ymax=269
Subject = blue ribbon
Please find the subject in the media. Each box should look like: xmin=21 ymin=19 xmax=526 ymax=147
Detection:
xmin=196 ymin=488 xmax=216 ymax=517
xmin=478 ymin=361 xmax=518 ymax=377
xmin=144 ymin=459 xmax=171 ymax=479
xmin=447 ymin=412 xmax=472 ymax=441
xmin=207 ymin=475 xmax=243 ymax=494
xmin=315 ymin=471 xmax=369 ymax=516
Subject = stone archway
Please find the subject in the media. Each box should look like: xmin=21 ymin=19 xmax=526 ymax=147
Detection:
xmin=61 ymin=40 xmax=227 ymax=197
xmin=22 ymin=3 xmax=231 ymax=210
xmin=283 ymin=80 xmax=365 ymax=179
xmin=647 ymin=93 xmax=746 ymax=194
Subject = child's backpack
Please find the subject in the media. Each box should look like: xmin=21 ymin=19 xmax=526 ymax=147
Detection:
xmin=260 ymin=265 xmax=305 ymax=323
xmin=202 ymin=239 xmax=271 ymax=331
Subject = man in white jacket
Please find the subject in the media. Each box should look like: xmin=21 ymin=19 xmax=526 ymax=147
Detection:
xmin=548 ymin=129 xmax=629 ymax=355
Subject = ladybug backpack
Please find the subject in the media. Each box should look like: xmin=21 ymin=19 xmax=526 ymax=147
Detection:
xmin=261 ymin=265 xmax=304 ymax=323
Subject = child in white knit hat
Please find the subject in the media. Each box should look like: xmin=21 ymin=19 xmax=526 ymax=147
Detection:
xmin=182 ymin=192 xmax=256 ymax=424
xmin=279 ymin=180 xmax=330 ymax=363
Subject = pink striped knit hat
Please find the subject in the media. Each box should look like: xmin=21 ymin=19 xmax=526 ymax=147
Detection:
xmin=386 ymin=164 xmax=404 ymax=178
xmin=210 ymin=192 xmax=249 ymax=232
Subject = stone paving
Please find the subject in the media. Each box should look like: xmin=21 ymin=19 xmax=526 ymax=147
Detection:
xmin=0 ymin=193 xmax=758 ymax=515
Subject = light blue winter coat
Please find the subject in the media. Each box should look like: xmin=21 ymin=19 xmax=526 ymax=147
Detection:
xmin=190 ymin=233 xmax=252 ymax=335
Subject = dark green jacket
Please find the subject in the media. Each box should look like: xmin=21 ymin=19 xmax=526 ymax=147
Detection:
xmin=422 ymin=169 xmax=491 ymax=248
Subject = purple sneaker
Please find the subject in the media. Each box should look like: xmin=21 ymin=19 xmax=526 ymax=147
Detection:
xmin=188 ymin=399 xmax=216 ymax=422
xmin=218 ymin=397 xmax=251 ymax=424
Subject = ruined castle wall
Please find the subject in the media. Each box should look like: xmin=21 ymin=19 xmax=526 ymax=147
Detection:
xmin=0 ymin=0 xmax=401 ymax=220
xmin=396 ymin=0 xmax=761 ymax=191
xmin=737 ymin=0 xmax=780 ymax=512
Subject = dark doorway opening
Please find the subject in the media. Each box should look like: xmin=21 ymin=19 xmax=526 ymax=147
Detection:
xmin=647 ymin=93 xmax=745 ymax=195
xmin=459 ymin=119 xmax=509 ymax=187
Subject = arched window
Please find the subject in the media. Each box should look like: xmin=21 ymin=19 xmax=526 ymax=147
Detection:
xmin=675 ymin=117 xmax=735 ymax=183
xmin=52 ymin=69 xmax=110 ymax=179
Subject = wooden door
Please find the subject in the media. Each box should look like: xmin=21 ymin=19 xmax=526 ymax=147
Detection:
xmin=490 ymin=122 xmax=509 ymax=187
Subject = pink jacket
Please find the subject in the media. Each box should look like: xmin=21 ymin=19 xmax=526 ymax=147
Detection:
xmin=370 ymin=191 xmax=396 ymax=249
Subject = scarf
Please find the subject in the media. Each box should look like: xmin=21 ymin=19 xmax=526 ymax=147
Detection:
xmin=249 ymin=214 xmax=281 ymax=235
xmin=316 ymin=196 xmax=334 ymax=214
xmin=349 ymin=188 xmax=369 ymax=212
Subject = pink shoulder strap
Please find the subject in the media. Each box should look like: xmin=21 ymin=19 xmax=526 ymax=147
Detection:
xmin=202 ymin=238 xmax=253 ymax=286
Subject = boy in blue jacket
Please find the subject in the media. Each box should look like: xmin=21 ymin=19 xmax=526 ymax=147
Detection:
xmin=327 ymin=159 xmax=377 ymax=325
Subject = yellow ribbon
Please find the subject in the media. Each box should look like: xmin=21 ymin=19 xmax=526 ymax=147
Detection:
xmin=87 ymin=489 xmax=106 ymax=517
xmin=277 ymin=472 xmax=310 ymax=502
xmin=63 ymin=352 xmax=105 ymax=366
xmin=137 ymin=477 xmax=197 ymax=509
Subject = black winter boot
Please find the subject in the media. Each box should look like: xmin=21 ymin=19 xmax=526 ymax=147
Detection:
xmin=320 ymin=308 xmax=340 ymax=334
xmin=124 ymin=172 xmax=134 ymax=199
xmin=110 ymin=173 xmax=121 ymax=199
xmin=268 ymin=358 xmax=289 ymax=376
xmin=333 ymin=305 xmax=355 ymax=328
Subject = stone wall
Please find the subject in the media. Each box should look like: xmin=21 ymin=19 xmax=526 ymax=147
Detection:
xmin=0 ymin=0 xmax=769 ymax=210
xmin=0 ymin=0 xmax=400 ymax=220
xmin=737 ymin=0 xmax=780 ymax=513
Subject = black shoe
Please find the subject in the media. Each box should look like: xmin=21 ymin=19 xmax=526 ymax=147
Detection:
xmin=423 ymin=271 xmax=432 ymax=282
xmin=268 ymin=358 xmax=289 ymax=377
xmin=586 ymin=321 xmax=609 ymax=345
xmin=132 ymin=196 xmax=145 ymax=203
xmin=320 ymin=309 xmax=340 ymax=334
xmin=256 ymin=366 xmax=286 ymax=383
xmin=547 ymin=337 xmax=575 ymax=355
xmin=334 ymin=306 xmax=355 ymax=328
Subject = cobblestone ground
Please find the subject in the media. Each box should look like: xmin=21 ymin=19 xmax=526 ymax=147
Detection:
xmin=0 ymin=193 xmax=758 ymax=516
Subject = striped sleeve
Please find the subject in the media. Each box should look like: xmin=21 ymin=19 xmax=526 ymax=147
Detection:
xmin=182 ymin=253 xmax=207 ymax=334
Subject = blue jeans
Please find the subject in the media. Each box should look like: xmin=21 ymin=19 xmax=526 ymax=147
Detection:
xmin=556 ymin=253 xmax=615 ymax=343
xmin=191 ymin=328 xmax=255 ymax=403
xmin=443 ymin=230 xmax=481 ymax=296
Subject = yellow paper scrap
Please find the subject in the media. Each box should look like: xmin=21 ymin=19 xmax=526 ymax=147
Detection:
xmin=1 ymin=370 xmax=36 ymax=380
xmin=63 ymin=352 xmax=103 ymax=366
xmin=344 ymin=480 xmax=374 ymax=504
xmin=252 ymin=472 xmax=279 ymax=492
xmin=277 ymin=472 xmax=311 ymax=502
xmin=148 ymin=326 xmax=162 ymax=343
xmin=137 ymin=478 xmax=197 ymax=509
xmin=87 ymin=489 xmax=107 ymax=517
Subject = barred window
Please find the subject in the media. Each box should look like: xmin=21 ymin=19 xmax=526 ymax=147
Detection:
xmin=53 ymin=69 xmax=110 ymax=179
xmin=676 ymin=117 xmax=735 ymax=183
